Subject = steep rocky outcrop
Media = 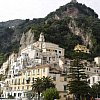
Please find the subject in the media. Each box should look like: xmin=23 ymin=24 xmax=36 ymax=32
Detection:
xmin=0 ymin=1 xmax=100 ymax=65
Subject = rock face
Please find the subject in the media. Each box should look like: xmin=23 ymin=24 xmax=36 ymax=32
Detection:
xmin=45 ymin=1 xmax=99 ymax=50
xmin=0 ymin=0 xmax=100 ymax=64
xmin=68 ymin=19 xmax=93 ymax=48
xmin=20 ymin=29 xmax=35 ymax=50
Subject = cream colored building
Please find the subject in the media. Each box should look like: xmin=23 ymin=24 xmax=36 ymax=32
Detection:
xmin=3 ymin=64 xmax=67 ymax=100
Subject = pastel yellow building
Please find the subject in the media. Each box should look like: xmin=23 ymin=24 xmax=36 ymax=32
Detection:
xmin=3 ymin=64 xmax=68 ymax=100
xmin=74 ymin=44 xmax=89 ymax=53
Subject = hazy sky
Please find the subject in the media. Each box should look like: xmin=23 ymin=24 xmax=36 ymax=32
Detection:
xmin=0 ymin=0 xmax=100 ymax=22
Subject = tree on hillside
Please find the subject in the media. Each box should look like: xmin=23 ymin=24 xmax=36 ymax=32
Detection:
xmin=43 ymin=88 xmax=59 ymax=100
xmin=91 ymin=82 xmax=100 ymax=98
xmin=68 ymin=58 xmax=91 ymax=100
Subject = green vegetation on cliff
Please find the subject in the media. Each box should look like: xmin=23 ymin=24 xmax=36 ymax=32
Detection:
xmin=0 ymin=2 xmax=100 ymax=65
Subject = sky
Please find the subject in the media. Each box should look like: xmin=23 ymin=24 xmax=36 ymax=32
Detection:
xmin=0 ymin=0 xmax=100 ymax=22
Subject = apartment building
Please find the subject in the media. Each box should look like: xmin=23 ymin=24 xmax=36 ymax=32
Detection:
xmin=3 ymin=64 xmax=67 ymax=100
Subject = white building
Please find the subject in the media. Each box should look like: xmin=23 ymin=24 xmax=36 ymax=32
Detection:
xmin=94 ymin=57 xmax=100 ymax=66
xmin=6 ymin=32 xmax=64 ymax=78
xmin=88 ymin=75 xmax=100 ymax=87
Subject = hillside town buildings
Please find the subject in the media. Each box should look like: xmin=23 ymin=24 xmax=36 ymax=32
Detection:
xmin=0 ymin=29 xmax=100 ymax=99
xmin=0 ymin=29 xmax=67 ymax=100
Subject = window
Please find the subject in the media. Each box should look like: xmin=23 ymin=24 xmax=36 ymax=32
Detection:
xmin=88 ymin=79 xmax=90 ymax=84
xmin=18 ymin=93 xmax=21 ymax=97
xmin=12 ymin=80 xmax=13 ymax=84
xmin=32 ymin=78 xmax=34 ymax=83
xmin=59 ymin=51 xmax=61 ymax=53
xmin=87 ymin=68 xmax=88 ymax=70
xmin=37 ymin=69 xmax=40 ymax=75
xmin=18 ymin=79 xmax=20 ymax=85
xmin=43 ymin=68 xmax=45 ymax=73
xmin=49 ymin=57 xmax=51 ymax=61
xmin=33 ymin=70 xmax=35 ymax=75
xmin=55 ymin=50 xmax=57 ymax=52
xmin=27 ymin=86 xmax=29 ymax=90
xmin=64 ymin=77 xmax=67 ymax=81
xmin=64 ymin=85 xmax=67 ymax=91
xmin=37 ymin=53 xmax=38 ymax=56
xmin=26 ymin=77 xmax=30 ymax=84
xmin=7 ymin=81 xmax=8 ymax=84
xmin=28 ymin=72 xmax=30 ymax=76
xmin=93 ymin=77 xmax=95 ymax=83
xmin=53 ymin=77 xmax=56 ymax=81
xmin=14 ymin=79 xmax=17 ymax=85
xmin=43 ymin=57 xmax=47 ymax=60
xmin=14 ymin=87 xmax=16 ymax=90
xmin=14 ymin=93 xmax=16 ymax=97
xmin=22 ymin=86 xmax=24 ymax=89
xmin=22 ymin=79 xmax=25 ymax=84
xmin=63 ymin=95 xmax=66 ymax=97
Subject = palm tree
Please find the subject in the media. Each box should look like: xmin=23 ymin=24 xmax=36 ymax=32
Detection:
xmin=32 ymin=77 xmax=55 ymax=100
xmin=42 ymin=76 xmax=55 ymax=91
xmin=32 ymin=77 xmax=43 ymax=99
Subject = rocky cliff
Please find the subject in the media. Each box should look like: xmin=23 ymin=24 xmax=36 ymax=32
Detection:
xmin=0 ymin=1 xmax=100 ymax=65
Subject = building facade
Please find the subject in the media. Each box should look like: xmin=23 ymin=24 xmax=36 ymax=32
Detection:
xmin=3 ymin=64 xmax=67 ymax=99
xmin=0 ymin=30 xmax=67 ymax=100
